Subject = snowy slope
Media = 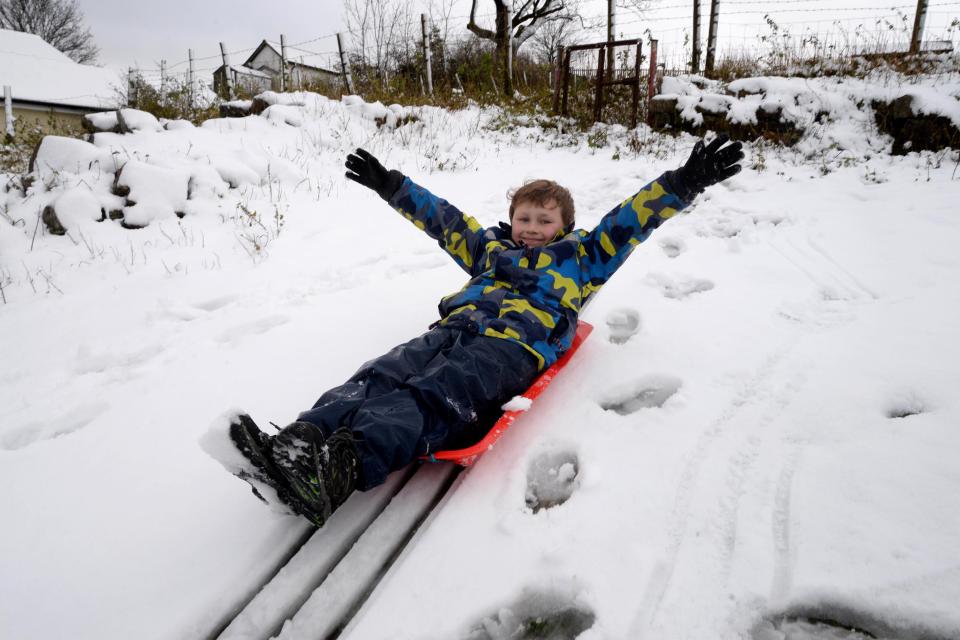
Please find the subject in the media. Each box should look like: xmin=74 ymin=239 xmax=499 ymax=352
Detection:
xmin=1 ymin=75 xmax=959 ymax=640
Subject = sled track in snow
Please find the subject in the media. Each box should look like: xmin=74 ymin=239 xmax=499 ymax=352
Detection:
xmin=206 ymin=463 xmax=463 ymax=640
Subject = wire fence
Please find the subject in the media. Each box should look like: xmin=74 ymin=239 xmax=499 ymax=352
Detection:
xmin=124 ymin=0 xmax=960 ymax=111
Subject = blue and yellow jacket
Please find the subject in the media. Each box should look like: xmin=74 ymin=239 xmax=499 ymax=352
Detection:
xmin=388 ymin=175 xmax=688 ymax=370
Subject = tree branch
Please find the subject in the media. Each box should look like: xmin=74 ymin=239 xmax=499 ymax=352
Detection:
xmin=467 ymin=0 xmax=496 ymax=40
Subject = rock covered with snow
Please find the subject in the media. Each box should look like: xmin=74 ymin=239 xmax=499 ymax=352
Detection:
xmin=81 ymin=111 xmax=120 ymax=134
xmin=30 ymin=136 xmax=118 ymax=182
xmin=117 ymin=108 xmax=163 ymax=134
xmin=114 ymin=160 xmax=189 ymax=227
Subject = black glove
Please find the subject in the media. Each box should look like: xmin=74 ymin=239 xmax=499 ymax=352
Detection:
xmin=344 ymin=148 xmax=404 ymax=201
xmin=665 ymin=134 xmax=744 ymax=202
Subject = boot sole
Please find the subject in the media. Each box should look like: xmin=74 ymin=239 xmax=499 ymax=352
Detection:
xmin=229 ymin=416 xmax=325 ymax=525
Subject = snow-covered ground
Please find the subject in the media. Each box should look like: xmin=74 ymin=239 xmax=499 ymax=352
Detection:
xmin=1 ymin=69 xmax=959 ymax=640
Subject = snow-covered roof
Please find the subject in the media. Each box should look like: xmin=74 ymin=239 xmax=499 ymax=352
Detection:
xmin=0 ymin=28 xmax=122 ymax=110
xmin=219 ymin=64 xmax=273 ymax=79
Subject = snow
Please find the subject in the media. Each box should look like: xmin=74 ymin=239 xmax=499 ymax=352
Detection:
xmin=118 ymin=108 xmax=162 ymax=132
xmin=0 ymin=28 xmax=122 ymax=110
xmin=502 ymin=396 xmax=533 ymax=412
xmin=1 ymin=62 xmax=960 ymax=640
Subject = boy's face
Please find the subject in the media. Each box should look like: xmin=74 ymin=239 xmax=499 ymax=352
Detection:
xmin=511 ymin=199 xmax=565 ymax=248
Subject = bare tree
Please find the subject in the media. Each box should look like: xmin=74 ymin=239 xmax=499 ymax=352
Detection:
xmin=343 ymin=0 xmax=406 ymax=84
xmin=467 ymin=0 xmax=568 ymax=96
xmin=0 ymin=0 xmax=98 ymax=63
xmin=529 ymin=1 xmax=585 ymax=66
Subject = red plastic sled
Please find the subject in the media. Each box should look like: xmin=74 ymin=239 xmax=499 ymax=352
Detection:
xmin=422 ymin=321 xmax=594 ymax=467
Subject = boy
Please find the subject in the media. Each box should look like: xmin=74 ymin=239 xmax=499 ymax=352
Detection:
xmin=228 ymin=136 xmax=744 ymax=526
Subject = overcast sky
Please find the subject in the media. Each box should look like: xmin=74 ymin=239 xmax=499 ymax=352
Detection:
xmin=80 ymin=0 xmax=959 ymax=79
xmin=83 ymin=0 xmax=349 ymax=73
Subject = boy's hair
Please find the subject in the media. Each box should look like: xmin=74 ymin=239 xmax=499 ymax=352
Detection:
xmin=508 ymin=180 xmax=575 ymax=226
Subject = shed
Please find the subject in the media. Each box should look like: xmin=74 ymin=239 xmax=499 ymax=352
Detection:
xmin=0 ymin=28 xmax=123 ymax=136
xmin=213 ymin=39 xmax=342 ymax=97
xmin=212 ymin=64 xmax=273 ymax=98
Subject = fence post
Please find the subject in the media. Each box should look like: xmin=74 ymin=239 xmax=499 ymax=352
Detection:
xmin=705 ymin=0 xmax=720 ymax=76
xmin=188 ymin=49 xmax=195 ymax=107
xmin=421 ymin=14 xmax=434 ymax=96
xmin=298 ymin=56 xmax=304 ymax=90
xmin=593 ymin=47 xmax=606 ymax=123
xmin=560 ymin=48 xmax=571 ymax=116
xmin=220 ymin=42 xmax=235 ymax=99
xmin=337 ymin=33 xmax=354 ymax=94
xmin=647 ymin=39 xmax=659 ymax=126
xmin=691 ymin=0 xmax=701 ymax=73
xmin=910 ymin=0 xmax=929 ymax=53
xmin=127 ymin=67 xmax=136 ymax=107
xmin=160 ymin=59 xmax=167 ymax=106
xmin=507 ymin=3 xmax=514 ymax=95
xmin=552 ymin=45 xmax=564 ymax=113
xmin=607 ymin=0 xmax=616 ymax=78
xmin=4 ymin=85 xmax=13 ymax=140
xmin=280 ymin=34 xmax=287 ymax=92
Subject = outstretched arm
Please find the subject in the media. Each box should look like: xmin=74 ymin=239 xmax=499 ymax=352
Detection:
xmin=580 ymin=135 xmax=744 ymax=295
xmin=344 ymin=148 xmax=486 ymax=275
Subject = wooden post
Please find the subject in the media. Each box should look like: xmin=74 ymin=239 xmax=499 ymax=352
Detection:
xmin=692 ymin=0 xmax=701 ymax=73
xmin=220 ymin=42 xmax=235 ymax=99
xmin=647 ymin=39 xmax=659 ymax=125
xmin=607 ymin=0 xmax=616 ymax=78
xmin=160 ymin=59 xmax=167 ymax=106
xmin=631 ymin=42 xmax=642 ymax=129
xmin=560 ymin=48 xmax=571 ymax=116
xmin=298 ymin=56 xmax=304 ymax=90
xmin=337 ymin=33 xmax=354 ymax=94
xmin=552 ymin=45 xmax=565 ymax=113
xmin=910 ymin=0 xmax=929 ymax=53
xmin=4 ymin=85 xmax=13 ymax=140
xmin=127 ymin=67 xmax=136 ymax=107
xmin=506 ymin=3 xmax=514 ymax=95
xmin=280 ymin=34 xmax=287 ymax=92
xmin=421 ymin=14 xmax=433 ymax=96
xmin=705 ymin=0 xmax=720 ymax=76
xmin=593 ymin=47 xmax=606 ymax=123
xmin=188 ymin=49 xmax=195 ymax=107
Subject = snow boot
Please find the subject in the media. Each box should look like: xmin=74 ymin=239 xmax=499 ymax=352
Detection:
xmin=228 ymin=414 xmax=318 ymax=520
xmin=270 ymin=422 xmax=359 ymax=527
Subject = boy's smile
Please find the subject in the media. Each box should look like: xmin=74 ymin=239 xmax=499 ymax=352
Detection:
xmin=511 ymin=200 xmax=566 ymax=248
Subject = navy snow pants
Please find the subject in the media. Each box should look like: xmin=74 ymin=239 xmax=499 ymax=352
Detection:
xmin=296 ymin=326 xmax=539 ymax=490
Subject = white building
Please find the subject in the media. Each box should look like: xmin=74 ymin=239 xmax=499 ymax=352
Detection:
xmin=213 ymin=39 xmax=342 ymax=97
xmin=0 ymin=28 xmax=122 ymax=136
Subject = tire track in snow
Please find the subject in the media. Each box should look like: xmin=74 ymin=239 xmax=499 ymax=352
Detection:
xmin=629 ymin=340 xmax=801 ymax=638
xmin=770 ymin=442 xmax=804 ymax=604
xmin=631 ymin=227 xmax=877 ymax=637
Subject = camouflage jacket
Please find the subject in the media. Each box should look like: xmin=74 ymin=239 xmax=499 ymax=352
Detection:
xmin=388 ymin=175 xmax=688 ymax=369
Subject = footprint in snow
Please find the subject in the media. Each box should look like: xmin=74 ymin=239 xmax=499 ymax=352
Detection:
xmin=463 ymin=587 xmax=596 ymax=640
xmin=886 ymin=390 xmax=928 ymax=419
xmin=644 ymin=272 xmax=714 ymax=299
xmin=525 ymin=449 xmax=580 ymax=513
xmin=1 ymin=403 xmax=108 ymax=451
xmin=600 ymin=375 xmax=682 ymax=416
xmin=753 ymin=605 xmax=916 ymax=640
xmin=658 ymin=236 xmax=686 ymax=258
xmin=216 ymin=315 xmax=290 ymax=344
xmin=605 ymin=307 xmax=641 ymax=345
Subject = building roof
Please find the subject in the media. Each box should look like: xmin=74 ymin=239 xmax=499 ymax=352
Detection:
xmin=0 ymin=29 xmax=123 ymax=110
xmin=215 ymin=64 xmax=274 ymax=79
xmin=244 ymin=39 xmax=339 ymax=75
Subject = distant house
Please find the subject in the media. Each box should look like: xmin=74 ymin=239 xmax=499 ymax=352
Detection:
xmin=213 ymin=39 xmax=342 ymax=98
xmin=0 ymin=28 xmax=122 ymax=136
